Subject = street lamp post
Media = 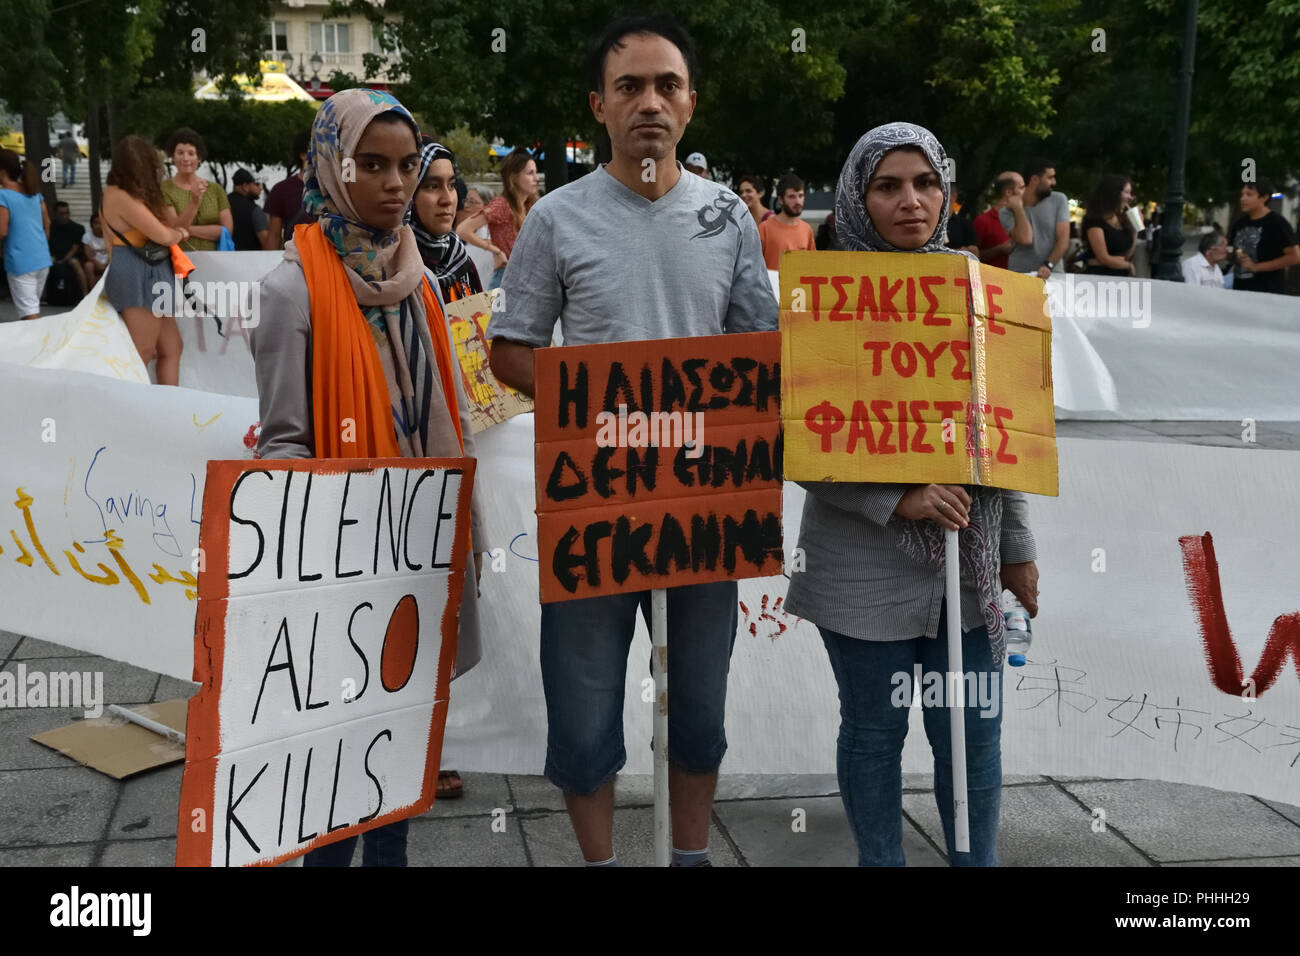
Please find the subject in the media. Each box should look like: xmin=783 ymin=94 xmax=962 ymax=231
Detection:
xmin=1157 ymin=0 xmax=1200 ymax=281
xmin=310 ymin=52 xmax=324 ymax=94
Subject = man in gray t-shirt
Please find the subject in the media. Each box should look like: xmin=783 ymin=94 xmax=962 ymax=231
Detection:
xmin=487 ymin=13 xmax=776 ymax=869
xmin=999 ymin=157 xmax=1070 ymax=277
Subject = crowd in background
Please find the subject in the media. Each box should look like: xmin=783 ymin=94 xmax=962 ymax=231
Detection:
xmin=0 ymin=124 xmax=531 ymax=320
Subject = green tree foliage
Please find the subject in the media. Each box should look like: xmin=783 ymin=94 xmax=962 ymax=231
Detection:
xmin=123 ymin=90 xmax=317 ymax=188
xmin=134 ymin=0 xmax=277 ymax=96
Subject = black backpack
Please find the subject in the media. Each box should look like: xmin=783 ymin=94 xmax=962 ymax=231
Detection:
xmin=44 ymin=261 xmax=83 ymax=307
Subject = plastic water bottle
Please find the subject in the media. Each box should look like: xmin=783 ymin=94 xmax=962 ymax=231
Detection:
xmin=1001 ymin=590 xmax=1032 ymax=666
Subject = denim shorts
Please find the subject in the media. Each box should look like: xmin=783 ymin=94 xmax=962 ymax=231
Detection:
xmin=540 ymin=579 xmax=738 ymax=795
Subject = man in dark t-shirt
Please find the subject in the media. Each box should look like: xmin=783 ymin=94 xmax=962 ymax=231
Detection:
xmin=227 ymin=169 xmax=270 ymax=251
xmin=265 ymin=130 xmax=314 ymax=248
xmin=1229 ymin=178 xmax=1300 ymax=294
xmin=945 ymin=189 xmax=978 ymax=254
xmin=48 ymin=201 xmax=87 ymax=296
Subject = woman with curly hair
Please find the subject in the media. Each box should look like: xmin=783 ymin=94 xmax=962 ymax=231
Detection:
xmin=160 ymin=127 xmax=233 ymax=252
xmin=100 ymin=135 xmax=190 ymax=384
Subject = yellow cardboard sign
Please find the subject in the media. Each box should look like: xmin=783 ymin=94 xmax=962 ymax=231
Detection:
xmin=780 ymin=250 xmax=1057 ymax=496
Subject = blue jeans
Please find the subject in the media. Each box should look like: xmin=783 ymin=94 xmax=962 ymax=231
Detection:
xmin=540 ymin=580 xmax=738 ymax=795
xmin=489 ymin=264 xmax=505 ymax=290
xmin=819 ymin=604 xmax=1003 ymax=866
xmin=301 ymin=819 xmax=409 ymax=867
xmin=62 ymin=160 xmax=75 ymax=187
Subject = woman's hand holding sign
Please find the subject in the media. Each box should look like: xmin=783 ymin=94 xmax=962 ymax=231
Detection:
xmin=895 ymin=483 xmax=971 ymax=531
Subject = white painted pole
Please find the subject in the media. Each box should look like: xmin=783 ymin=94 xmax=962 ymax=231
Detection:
xmin=106 ymin=704 xmax=186 ymax=744
xmin=945 ymin=527 xmax=970 ymax=854
xmin=651 ymin=587 xmax=670 ymax=867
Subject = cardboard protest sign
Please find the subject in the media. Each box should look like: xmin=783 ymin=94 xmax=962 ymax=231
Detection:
xmin=176 ymin=457 xmax=474 ymax=866
xmin=780 ymin=251 xmax=1057 ymax=495
xmin=444 ymin=290 xmax=534 ymax=433
xmin=534 ymin=332 xmax=783 ymax=603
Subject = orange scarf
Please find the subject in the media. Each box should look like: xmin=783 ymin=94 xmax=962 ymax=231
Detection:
xmin=295 ymin=221 xmax=464 ymax=459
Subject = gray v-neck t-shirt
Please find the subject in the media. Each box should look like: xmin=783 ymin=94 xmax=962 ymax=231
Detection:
xmin=487 ymin=163 xmax=777 ymax=347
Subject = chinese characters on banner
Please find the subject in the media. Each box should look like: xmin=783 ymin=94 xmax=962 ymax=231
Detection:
xmin=176 ymin=457 xmax=474 ymax=866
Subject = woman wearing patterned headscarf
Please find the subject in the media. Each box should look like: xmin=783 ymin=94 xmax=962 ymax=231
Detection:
xmin=784 ymin=122 xmax=1040 ymax=867
xmin=411 ymin=136 xmax=483 ymax=301
xmin=249 ymin=89 xmax=488 ymax=866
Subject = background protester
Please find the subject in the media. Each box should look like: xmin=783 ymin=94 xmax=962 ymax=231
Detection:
xmin=1182 ymin=231 xmax=1229 ymax=288
xmin=974 ymin=171 xmax=1024 ymax=269
xmin=1001 ymin=156 xmax=1069 ymax=277
xmin=100 ymin=135 xmax=189 ymax=383
xmin=488 ymin=12 xmax=777 ymax=868
xmin=816 ymin=208 xmax=839 ymax=250
xmin=266 ymin=130 xmax=313 ymax=249
xmin=47 ymin=200 xmax=88 ymax=300
xmin=1229 ymin=177 xmax=1300 ymax=294
xmin=683 ymin=150 xmax=709 ymax=178
xmin=1080 ymin=174 xmax=1137 ymax=276
xmin=736 ymin=173 xmax=772 ymax=229
xmin=458 ymin=186 xmax=496 ymax=284
xmin=784 ymin=122 xmax=1039 ymax=868
xmin=250 ymin=90 xmax=487 ymax=862
xmin=413 ymin=137 xmax=483 ymax=303
xmin=0 ymin=148 xmax=53 ymax=320
xmin=227 ymin=168 xmax=271 ymax=250
xmin=456 ymin=149 xmax=539 ymax=290
xmin=944 ymin=187 xmax=978 ymax=254
xmin=161 ymin=127 xmax=233 ymax=252
xmin=759 ymin=172 xmax=816 ymax=269
xmin=58 ymin=130 xmax=80 ymax=187
xmin=82 ymin=210 xmax=110 ymax=289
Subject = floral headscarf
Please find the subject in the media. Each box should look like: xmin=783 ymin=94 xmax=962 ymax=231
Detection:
xmin=288 ymin=88 xmax=426 ymax=309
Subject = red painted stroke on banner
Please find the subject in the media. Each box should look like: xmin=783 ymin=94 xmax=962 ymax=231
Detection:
xmin=1179 ymin=532 xmax=1300 ymax=697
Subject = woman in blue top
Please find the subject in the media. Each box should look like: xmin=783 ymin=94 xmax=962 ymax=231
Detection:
xmin=0 ymin=149 xmax=53 ymax=319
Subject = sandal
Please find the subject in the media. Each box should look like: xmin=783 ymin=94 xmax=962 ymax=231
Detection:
xmin=437 ymin=770 xmax=465 ymax=799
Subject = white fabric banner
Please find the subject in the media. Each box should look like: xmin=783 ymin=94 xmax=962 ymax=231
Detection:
xmin=7 ymin=258 xmax=1286 ymax=422
xmin=3 ymin=359 xmax=1295 ymax=802
xmin=1044 ymin=274 xmax=1300 ymax=420
xmin=0 ymin=364 xmax=257 ymax=676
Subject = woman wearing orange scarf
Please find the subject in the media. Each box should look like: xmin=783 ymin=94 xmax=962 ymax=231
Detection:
xmin=250 ymin=88 xmax=488 ymax=867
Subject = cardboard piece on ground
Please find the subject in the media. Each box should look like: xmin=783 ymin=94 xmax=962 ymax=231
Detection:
xmin=30 ymin=699 xmax=189 ymax=779
xmin=779 ymin=250 xmax=1058 ymax=495
xmin=444 ymin=289 xmax=535 ymax=433
xmin=533 ymin=331 xmax=783 ymax=603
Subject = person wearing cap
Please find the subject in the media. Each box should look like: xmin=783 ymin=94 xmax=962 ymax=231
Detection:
xmin=684 ymin=151 xmax=709 ymax=178
xmin=227 ymin=168 xmax=271 ymax=250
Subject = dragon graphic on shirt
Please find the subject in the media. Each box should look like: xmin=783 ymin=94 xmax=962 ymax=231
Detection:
xmin=691 ymin=193 xmax=741 ymax=240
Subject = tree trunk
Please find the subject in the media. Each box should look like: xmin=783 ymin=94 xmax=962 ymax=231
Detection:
xmin=106 ymin=96 xmax=122 ymax=151
xmin=543 ymin=134 xmax=567 ymax=192
xmin=21 ymin=108 xmax=56 ymax=207
xmin=87 ymin=94 xmax=102 ymax=215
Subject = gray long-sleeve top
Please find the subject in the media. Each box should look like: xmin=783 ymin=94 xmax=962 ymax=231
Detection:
xmin=248 ymin=258 xmax=487 ymax=552
xmin=783 ymin=481 xmax=1036 ymax=641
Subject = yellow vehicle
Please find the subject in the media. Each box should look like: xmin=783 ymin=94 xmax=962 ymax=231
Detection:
xmin=0 ymin=130 xmax=89 ymax=157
